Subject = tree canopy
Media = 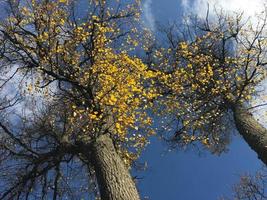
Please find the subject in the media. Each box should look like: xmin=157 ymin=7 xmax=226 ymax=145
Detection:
xmin=1 ymin=0 xmax=267 ymax=199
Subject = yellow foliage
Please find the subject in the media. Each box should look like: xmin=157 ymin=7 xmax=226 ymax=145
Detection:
xmin=2 ymin=0 xmax=158 ymax=163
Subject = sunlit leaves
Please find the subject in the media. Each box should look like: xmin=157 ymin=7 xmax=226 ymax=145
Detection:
xmin=0 ymin=0 xmax=158 ymax=164
xmin=156 ymin=15 xmax=267 ymax=153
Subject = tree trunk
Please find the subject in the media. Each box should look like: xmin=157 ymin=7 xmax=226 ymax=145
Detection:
xmin=88 ymin=134 xmax=140 ymax=200
xmin=232 ymin=103 xmax=267 ymax=165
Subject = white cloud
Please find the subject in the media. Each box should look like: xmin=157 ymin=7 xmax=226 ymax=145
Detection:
xmin=181 ymin=0 xmax=189 ymax=9
xmin=181 ymin=0 xmax=266 ymax=24
xmin=0 ymin=64 xmax=57 ymax=124
xmin=143 ymin=0 xmax=155 ymax=31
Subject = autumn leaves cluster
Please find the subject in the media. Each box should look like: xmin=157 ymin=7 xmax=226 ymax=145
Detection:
xmin=1 ymin=0 xmax=267 ymax=164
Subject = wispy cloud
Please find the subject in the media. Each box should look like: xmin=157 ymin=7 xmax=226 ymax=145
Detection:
xmin=143 ymin=0 xmax=155 ymax=32
xmin=181 ymin=0 xmax=265 ymax=23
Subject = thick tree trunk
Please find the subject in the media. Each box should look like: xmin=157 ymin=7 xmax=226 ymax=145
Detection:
xmin=232 ymin=103 xmax=267 ymax=165
xmin=88 ymin=134 xmax=140 ymax=200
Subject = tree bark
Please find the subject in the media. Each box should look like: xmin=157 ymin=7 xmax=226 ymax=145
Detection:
xmin=88 ymin=134 xmax=140 ymax=200
xmin=232 ymin=103 xmax=267 ymax=165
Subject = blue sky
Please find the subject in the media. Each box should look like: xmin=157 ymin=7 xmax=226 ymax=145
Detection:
xmin=0 ymin=0 xmax=266 ymax=199
xmin=138 ymin=0 xmax=266 ymax=199
xmin=137 ymin=134 xmax=262 ymax=200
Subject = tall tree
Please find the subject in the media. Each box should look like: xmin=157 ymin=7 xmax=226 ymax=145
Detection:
xmin=2 ymin=1 xmax=267 ymax=199
xmin=0 ymin=0 xmax=158 ymax=199
xmin=155 ymin=11 xmax=267 ymax=163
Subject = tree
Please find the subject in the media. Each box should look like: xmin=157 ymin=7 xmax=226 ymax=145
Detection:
xmin=221 ymin=168 xmax=267 ymax=200
xmin=153 ymin=10 xmax=267 ymax=163
xmin=2 ymin=1 xmax=267 ymax=199
xmin=0 ymin=102 xmax=97 ymax=199
xmin=0 ymin=0 xmax=159 ymax=199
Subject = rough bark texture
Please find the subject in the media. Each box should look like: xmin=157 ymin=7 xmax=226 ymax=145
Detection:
xmin=233 ymin=103 xmax=267 ymax=165
xmin=89 ymin=134 xmax=140 ymax=200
